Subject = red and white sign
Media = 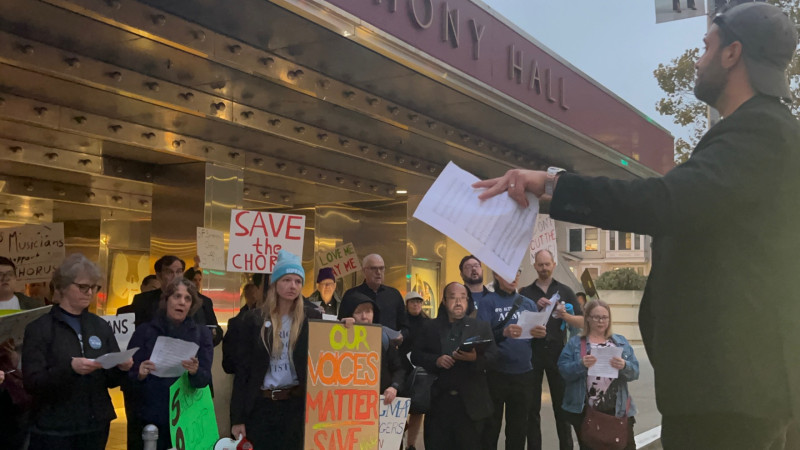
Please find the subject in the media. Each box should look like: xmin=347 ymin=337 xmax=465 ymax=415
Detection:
xmin=227 ymin=210 xmax=305 ymax=273
xmin=529 ymin=214 xmax=558 ymax=265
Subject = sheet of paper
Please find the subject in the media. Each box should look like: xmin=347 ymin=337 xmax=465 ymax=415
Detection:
xmin=150 ymin=336 xmax=199 ymax=378
xmin=382 ymin=326 xmax=402 ymax=341
xmin=413 ymin=161 xmax=539 ymax=282
xmin=93 ymin=347 xmax=139 ymax=369
xmin=197 ymin=227 xmax=226 ymax=271
xmin=514 ymin=310 xmax=547 ymax=339
xmin=322 ymin=314 xmax=338 ymax=321
xmin=588 ymin=346 xmax=624 ymax=378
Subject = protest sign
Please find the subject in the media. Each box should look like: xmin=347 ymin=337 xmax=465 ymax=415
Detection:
xmin=529 ymin=214 xmax=558 ymax=265
xmin=305 ymin=320 xmax=382 ymax=449
xmin=0 ymin=306 xmax=51 ymax=345
xmin=316 ymin=242 xmax=361 ymax=279
xmin=169 ymin=372 xmax=219 ymax=450
xmin=227 ymin=210 xmax=305 ymax=273
xmin=0 ymin=223 xmax=65 ymax=282
xmin=100 ymin=313 xmax=135 ymax=350
xmin=197 ymin=227 xmax=226 ymax=271
xmin=379 ymin=396 xmax=410 ymax=450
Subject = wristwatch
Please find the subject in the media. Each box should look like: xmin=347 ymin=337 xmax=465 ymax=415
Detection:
xmin=545 ymin=166 xmax=566 ymax=196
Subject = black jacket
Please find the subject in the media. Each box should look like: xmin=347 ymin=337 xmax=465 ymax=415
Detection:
xmin=22 ymin=305 xmax=125 ymax=434
xmin=551 ymin=95 xmax=800 ymax=417
xmin=131 ymin=288 xmax=222 ymax=346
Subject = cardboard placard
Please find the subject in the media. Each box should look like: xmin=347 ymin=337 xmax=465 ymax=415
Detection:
xmin=379 ymin=396 xmax=411 ymax=450
xmin=529 ymin=214 xmax=558 ymax=265
xmin=305 ymin=320 xmax=382 ymax=449
xmin=0 ymin=223 xmax=65 ymax=283
xmin=0 ymin=306 xmax=51 ymax=344
xmin=315 ymin=243 xmax=361 ymax=280
xmin=100 ymin=313 xmax=135 ymax=350
xmin=227 ymin=210 xmax=305 ymax=273
xmin=169 ymin=372 xmax=219 ymax=450
xmin=196 ymin=227 xmax=226 ymax=271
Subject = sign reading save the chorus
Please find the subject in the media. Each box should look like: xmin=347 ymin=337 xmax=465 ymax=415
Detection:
xmin=169 ymin=372 xmax=218 ymax=450
xmin=227 ymin=209 xmax=305 ymax=273
xmin=305 ymin=320 xmax=381 ymax=449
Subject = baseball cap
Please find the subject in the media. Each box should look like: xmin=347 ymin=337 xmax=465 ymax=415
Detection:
xmin=404 ymin=291 xmax=424 ymax=302
xmin=713 ymin=2 xmax=798 ymax=100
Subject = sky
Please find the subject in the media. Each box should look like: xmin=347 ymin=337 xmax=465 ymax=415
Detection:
xmin=480 ymin=0 xmax=709 ymax=140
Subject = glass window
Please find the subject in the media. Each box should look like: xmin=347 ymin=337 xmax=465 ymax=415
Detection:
xmin=569 ymin=229 xmax=582 ymax=252
xmin=585 ymin=228 xmax=598 ymax=251
xmin=634 ymin=234 xmax=642 ymax=250
xmin=620 ymin=232 xmax=632 ymax=250
xmin=609 ymin=231 xmax=616 ymax=250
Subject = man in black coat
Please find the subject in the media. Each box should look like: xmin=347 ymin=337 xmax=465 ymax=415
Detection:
xmin=475 ymin=4 xmax=800 ymax=448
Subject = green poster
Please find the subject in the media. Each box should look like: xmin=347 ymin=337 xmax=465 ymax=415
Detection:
xmin=169 ymin=372 xmax=219 ymax=450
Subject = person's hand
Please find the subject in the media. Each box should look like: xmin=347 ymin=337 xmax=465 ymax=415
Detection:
xmin=71 ymin=357 xmax=102 ymax=375
xmin=341 ymin=318 xmax=355 ymax=328
xmin=453 ymin=349 xmax=477 ymax=362
xmin=553 ymin=302 xmax=567 ymax=318
xmin=530 ymin=325 xmax=547 ymax=338
xmin=536 ymin=297 xmax=551 ymax=310
xmin=231 ymin=424 xmax=246 ymax=440
xmin=610 ymin=357 xmax=626 ymax=370
xmin=138 ymin=360 xmax=156 ymax=380
xmin=193 ymin=255 xmax=201 ymax=269
xmin=117 ymin=357 xmax=134 ymax=371
xmin=390 ymin=334 xmax=403 ymax=346
xmin=472 ymin=169 xmax=548 ymax=208
xmin=383 ymin=387 xmax=397 ymax=404
xmin=0 ymin=370 xmax=5 ymax=385
xmin=436 ymin=354 xmax=455 ymax=369
xmin=503 ymin=324 xmax=523 ymax=338
xmin=582 ymin=355 xmax=597 ymax=368
xmin=182 ymin=357 xmax=199 ymax=375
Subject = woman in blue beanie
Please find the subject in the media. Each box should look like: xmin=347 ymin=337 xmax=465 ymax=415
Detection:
xmin=229 ymin=250 xmax=312 ymax=449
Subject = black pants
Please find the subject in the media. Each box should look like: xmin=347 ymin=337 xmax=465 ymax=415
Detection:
xmin=122 ymin=381 xmax=144 ymax=450
xmin=0 ymin=391 xmax=28 ymax=450
xmin=564 ymin=410 xmax=635 ymax=450
xmin=245 ymin=396 xmax=304 ymax=449
xmin=424 ymin=391 xmax=485 ymax=450
xmin=661 ymin=413 xmax=788 ymax=450
xmin=28 ymin=424 xmax=110 ymax=450
xmin=482 ymin=370 xmax=533 ymax=450
xmin=673 ymin=0 xmax=696 ymax=10
xmin=527 ymin=341 xmax=574 ymax=450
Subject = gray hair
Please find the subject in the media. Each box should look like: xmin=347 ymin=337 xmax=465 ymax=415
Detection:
xmin=52 ymin=253 xmax=102 ymax=292
xmin=159 ymin=277 xmax=202 ymax=316
xmin=362 ymin=253 xmax=383 ymax=268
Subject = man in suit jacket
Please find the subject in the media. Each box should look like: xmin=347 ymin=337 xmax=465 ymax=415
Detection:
xmin=412 ymin=282 xmax=497 ymax=450
xmin=475 ymin=4 xmax=799 ymax=449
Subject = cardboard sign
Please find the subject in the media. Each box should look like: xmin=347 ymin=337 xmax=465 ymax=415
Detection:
xmin=169 ymin=372 xmax=219 ymax=450
xmin=529 ymin=214 xmax=558 ymax=265
xmin=0 ymin=306 xmax=51 ymax=344
xmin=100 ymin=313 xmax=135 ymax=350
xmin=227 ymin=210 xmax=305 ymax=273
xmin=196 ymin=228 xmax=226 ymax=271
xmin=316 ymin=243 xmax=361 ymax=280
xmin=379 ymin=397 xmax=410 ymax=450
xmin=0 ymin=223 xmax=65 ymax=283
xmin=305 ymin=320 xmax=382 ymax=450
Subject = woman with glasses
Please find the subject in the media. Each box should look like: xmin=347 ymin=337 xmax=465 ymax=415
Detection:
xmin=558 ymin=300 xmax=639 ymax=450
xmin=22 ymin=253 xmax=133 ymax=450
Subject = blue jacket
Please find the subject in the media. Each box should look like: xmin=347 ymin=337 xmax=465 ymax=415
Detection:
xmin=558 ymin=334 xmax=639 ymax=417
xmin=129 ymin=312 xmax=213 ymax=426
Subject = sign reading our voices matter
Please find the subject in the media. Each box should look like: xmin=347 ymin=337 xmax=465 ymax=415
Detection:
xmin=227 ymin=210 xmax=305 ymax=273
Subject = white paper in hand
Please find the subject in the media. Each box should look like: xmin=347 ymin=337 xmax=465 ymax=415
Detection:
xmin=93 ymin=347 xmax=139 ymax=369
xmin=588 ymin=346 xmax=624 ymax=379
xmin=149 ymin=336 xmax=199 ymax=378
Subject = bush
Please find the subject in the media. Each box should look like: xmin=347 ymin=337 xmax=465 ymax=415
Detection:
xmin=595 ymin=268 xmax=647 ymax=290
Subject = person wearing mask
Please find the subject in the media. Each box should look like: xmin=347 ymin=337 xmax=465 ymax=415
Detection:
xmin=558 ymin=300 xmax=639 ymax=449
xmin=400 ymin=291 xmax=431 ymax=450
xmin=229 ymin=250 xmax=316 ymax=448
xmin=128 ymin=277 xmax=213 ymax=450
xmin=306 ymin=267 xmax=341 ymax=316
xmin=22 ymin=254 xmax=132 ymax=449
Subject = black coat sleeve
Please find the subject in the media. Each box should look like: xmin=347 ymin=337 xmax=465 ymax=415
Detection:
xmin=221 ymin=315 xmax=241 ymax=375
xmin=201 ymin=296 xmax=223 ymax=347
xmin=386 ymin=345 xmax=407 ymax=391
xmin=22 ymin=320 xmax=77 ymax=395
xmin=411 ymin=321 xmax=441 ymax=374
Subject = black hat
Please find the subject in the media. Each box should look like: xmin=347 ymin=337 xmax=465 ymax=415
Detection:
xmin=339 ymin=292 xmax=381 ymax=323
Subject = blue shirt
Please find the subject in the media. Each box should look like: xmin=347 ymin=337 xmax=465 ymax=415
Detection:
xmin=476 ymin=290 xmax=537 ymax=374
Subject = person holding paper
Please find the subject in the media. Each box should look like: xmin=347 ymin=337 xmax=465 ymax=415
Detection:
xmin=558 ymin=300 xmax=639 ymax=450
xmin=229 ymin=250 xmax=313 ymax=449
xmin=22 ymin=254 xmax=132 ymax=450
xmin=128 ymin=277 xmax=213 ymax=450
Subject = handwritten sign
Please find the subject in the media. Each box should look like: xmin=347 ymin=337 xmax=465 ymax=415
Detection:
xmin=316 ymin=243 xmax=361 ymax=280
xmin=227 ymin=210 xmax=305 ymax=273
xmin=100 ymin=313 xmax=135 ymax=350
xmin=0 ymin=306 xmax=51 ymax=344
xmin=529 ymin=214 xmax=558 ymax=265
xmin=169 ymin=372 xmax=219 ymax=450
xmin=305 ymin=320 xmax=381 ymax=450
xmin=0 ymin=223 xmax=65 ymax=282
xmin=196 ymin=228 xmax=226 ymax=271
xmin=379 ymin=397 xmax=410 ymax=450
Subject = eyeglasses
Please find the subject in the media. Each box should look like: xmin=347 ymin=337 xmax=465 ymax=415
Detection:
xmin=0 ymin=270 xmax=15 ymax=280
xmin=462 ymin=263 xmax=481 ymax=271
xmin=73 ymin=283 xmax=102 ymax=294
xmin=319 ymin=281 xmax=336 ymax=288
xmin=590 ymin=315 xmax=610 ymax=322
xmin=366 ymin=266 xmax=385 ymax=272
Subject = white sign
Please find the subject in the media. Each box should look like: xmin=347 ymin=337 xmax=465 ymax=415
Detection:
xmin=413 ymin=162 xmax=538 ymax=282
xmin=0 ymin=223 xmax=65 ymax=283
xmin=196 ymin=227 xmax=226 ymax=271
xmin=529 ymin=214 xmax=558 ymax=265
xmin=379 ymin=396 xmax=411 ymax=450
xmin=0 ymin=306 xmax=51 ymax=345
xmin=315 ymin=242 xmax=361 ymax=279
xmin=101 ymin=313 xmax=135 ymax=350
xmin=227 ymin=210 xmax=306 ymax=273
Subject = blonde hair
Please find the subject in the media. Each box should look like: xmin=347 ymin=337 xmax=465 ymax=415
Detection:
xmin=581 ymin=299 xmax=613 ymax=339
xmin=259 ymin=282 xmax=305 ymax=355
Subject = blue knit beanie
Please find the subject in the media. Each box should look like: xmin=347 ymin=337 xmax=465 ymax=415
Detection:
xmin=271 ymin=250 xmax=305 ymax=284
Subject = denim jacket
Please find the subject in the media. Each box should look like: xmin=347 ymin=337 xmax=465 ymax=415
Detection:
xmin=558 ymin=334 xmax=639 ymax=417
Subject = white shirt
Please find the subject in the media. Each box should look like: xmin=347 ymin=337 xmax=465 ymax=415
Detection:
xmin=262 ymin=315 xmax=298 ymax=389
xmin=0 ymin=295 xmax=21 ymax=310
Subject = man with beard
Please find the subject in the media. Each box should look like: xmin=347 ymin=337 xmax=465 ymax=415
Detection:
xmin=474 ymin=4 xmax=800 ymax=448
xmin=459 ymin=255 xmax=487 ymax=314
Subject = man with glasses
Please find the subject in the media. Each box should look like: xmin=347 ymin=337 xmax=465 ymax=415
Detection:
xmin=459 ymin=255 xmax=487 ymax=314
xmin=0 ymin=257 xmax=45 ymax=311
xmin=338 ymin=253 xmax=408 ymax=342
xmin=307 ymin=267 xmax=341 ymax=316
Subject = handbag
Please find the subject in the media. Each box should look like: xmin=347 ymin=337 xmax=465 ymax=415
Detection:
xmin=579 ymin=338 xmax=630 ymax=450
xmin=405 ymin=365 xmax=436 ymax=414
